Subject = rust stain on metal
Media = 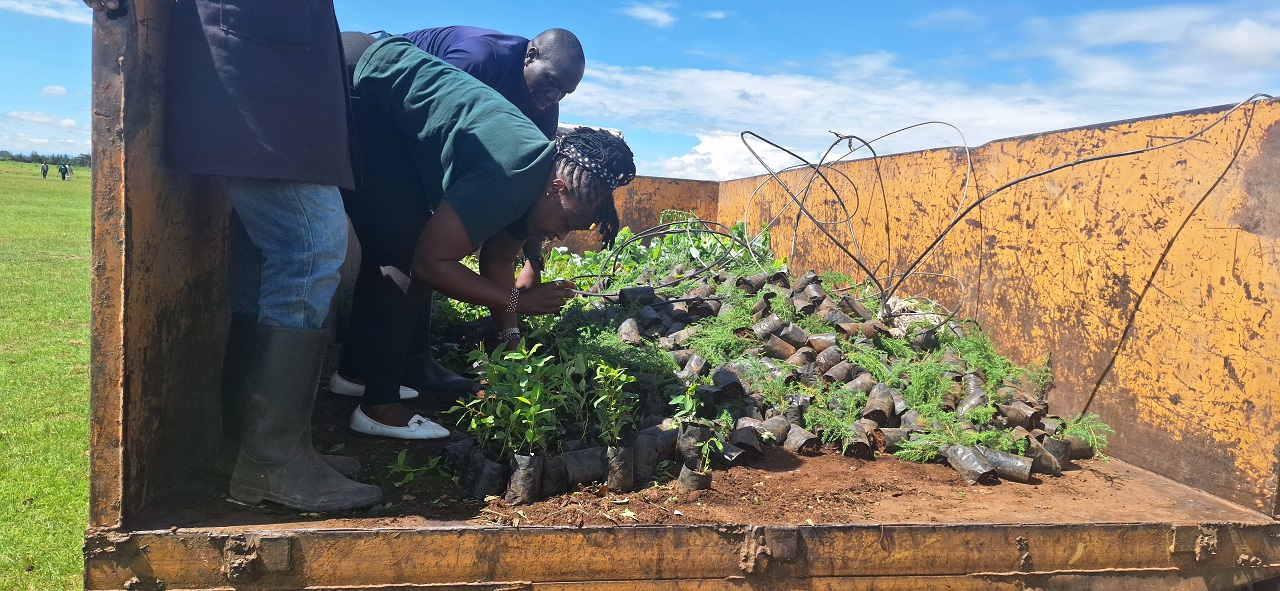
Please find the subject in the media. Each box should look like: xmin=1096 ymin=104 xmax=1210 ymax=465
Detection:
xmin=1233 ymin=123 xmax=1280 ymax=238
xmin=738 ymin=526 xmax=768 ymax=574
xmin=737 ymin=525 xmax=802 ymax=574
xmin=89 ymin=0 xmax=231 ymax=529
xmin=88 ymin=2 xmax=128 ymax=531
xmin=1016 ymin=536 xmax=1033 ymax=571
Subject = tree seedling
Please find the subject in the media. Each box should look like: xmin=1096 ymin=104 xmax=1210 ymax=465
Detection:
xmin=1058 ymin=412 xmax=1114 ymax=459
xmin=386 ymin=449 xmax=450 ymax=488
xmin=696 ymin=436 xmax=724 ymax=473
xmin=670 ymin=383 xmax=702 ymax=425
xmin=593 ymin=361 xmax=638 ymax=446
xmin=449 ymin=340 xmax=574 ymax=456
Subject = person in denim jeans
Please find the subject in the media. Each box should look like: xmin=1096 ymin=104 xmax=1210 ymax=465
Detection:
xmin=225 ymin=180 xmax=348 ymax=329
xmin=85 ymin=0 xmax=383 ymax=512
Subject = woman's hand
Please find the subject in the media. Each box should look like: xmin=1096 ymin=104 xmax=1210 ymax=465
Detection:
xmin=516 ymin=279 xmax=576 ymax=315
xmin=515 ymin=260 xmax=540 ymax=290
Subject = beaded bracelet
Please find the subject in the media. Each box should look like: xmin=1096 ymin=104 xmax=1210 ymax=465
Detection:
xmin=506 ymin=288 xmax=519 ymax=313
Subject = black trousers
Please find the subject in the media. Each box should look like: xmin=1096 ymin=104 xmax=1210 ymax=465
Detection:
xmin=337 ymin=30 xmax=451 ymax=406
xmin=338 ymin=257 xmax=425 ymax=406
xmin=336 ymin=131 xmax=434 ymax=406
xmin=336 ymin=75 xmax=437 ymax=406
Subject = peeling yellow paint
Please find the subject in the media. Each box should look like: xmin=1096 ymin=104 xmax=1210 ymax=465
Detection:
xmin=1069 ymin=542 xmax=1085 ymax=566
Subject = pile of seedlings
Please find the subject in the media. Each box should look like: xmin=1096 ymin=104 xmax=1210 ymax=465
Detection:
xmin=438 ymin=215 xmax=1113 ymax=504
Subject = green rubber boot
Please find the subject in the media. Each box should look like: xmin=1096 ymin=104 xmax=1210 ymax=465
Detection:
xmin=229 ymin=324 xmax=382 ymax=511
xmin=213 ymin=313 xmax=360 ymax=478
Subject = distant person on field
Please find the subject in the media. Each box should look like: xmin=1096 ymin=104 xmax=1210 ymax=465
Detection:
xmin=330 ymin=26 xmax=586 ymax=413
xmin=40 ymin=162 xmax=48 ymax=179
xmin=67 ymin=164 xmax=73 ymax=179
xmin=58 ymin=163 xmax=67 ymax=180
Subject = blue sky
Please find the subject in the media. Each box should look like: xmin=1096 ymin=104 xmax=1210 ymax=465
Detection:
xmin=2 ymin=1 xmax=1279 ymax=179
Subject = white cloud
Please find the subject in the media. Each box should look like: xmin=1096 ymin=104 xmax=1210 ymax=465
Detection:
xmin=621 ymin=2 xmax=676 ymax=29
xmin=699 ymin=10 xmax=729 ymax=20
xmin=828 ymin=51 xmax=907 ymax=82
xmin=569 ymin=58 xmax=1091 ymax=180
xmin=912 ymin=8 xmax=985 ymax=31
xmin=9 ymin=111 xmax=57 ymax=124
xmin=1188 ymin=18 xmax=1280 ymax=65
xmin=8 ymin=111 xmax=77 ymax=128
xmin=0 ymin=0 xmax=91 ymax=24
xmin=1030 ymin=4 xmax=1280 ymax=96
xmin=646 ymin=132 xmax=766 ymax=180
xmin=41 ymin=85 xmax=67 ymax=96
xmin=19 ymin=135 xmax=84 ymax=146
xmin=0 ymin=129 xmax=88 ymax=150
xmin=1065 ymin=6 xmax=1216 ymax=47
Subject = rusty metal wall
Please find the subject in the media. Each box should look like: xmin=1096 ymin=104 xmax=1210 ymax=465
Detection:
xmin=556 ymin=176 xmax=720 ymax=254
xmin=89 ymin=0 xmax=227 ymax=528
xmin=717 ymin=100 xmax=1280 ymax=516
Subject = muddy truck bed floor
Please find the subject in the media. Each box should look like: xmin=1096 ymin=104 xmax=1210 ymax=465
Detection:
xmin=124 ymin=344 xmax=1268 ymax=532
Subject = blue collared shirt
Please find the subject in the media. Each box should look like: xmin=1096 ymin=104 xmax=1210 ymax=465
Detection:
xmin=400 ymin=26 xmax=559 ymax=139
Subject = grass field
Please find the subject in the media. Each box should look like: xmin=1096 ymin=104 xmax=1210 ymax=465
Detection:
xmin=0 ymin=160 xmax=91 ymax=591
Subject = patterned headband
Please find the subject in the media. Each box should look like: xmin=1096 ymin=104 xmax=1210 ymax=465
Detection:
xmin=556 ymin=128 xmax=636 ymax=190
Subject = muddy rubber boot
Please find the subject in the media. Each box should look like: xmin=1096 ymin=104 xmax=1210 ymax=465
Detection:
xmin=229 ymin=325 xmax=383 ymax=511
xmin=212 ymin=313 xmax=361 ymax=478
xmin=403 ymin=290 xmax=475 ymax=395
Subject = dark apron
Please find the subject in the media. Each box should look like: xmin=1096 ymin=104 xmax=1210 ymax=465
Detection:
xmin=164 ymin=0 xmax=355 ymax=189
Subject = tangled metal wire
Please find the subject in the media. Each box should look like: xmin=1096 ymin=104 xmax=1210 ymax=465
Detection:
xmin=566 ymin=217 xmax=772 ymax=299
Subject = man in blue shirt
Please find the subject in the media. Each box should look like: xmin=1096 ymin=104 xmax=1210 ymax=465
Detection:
xmin=401 ymin=26 xmax=585 ymax=140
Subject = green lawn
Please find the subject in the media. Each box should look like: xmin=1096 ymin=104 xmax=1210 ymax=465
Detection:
xmin=0 ymin=160 xmax=91 ymax=591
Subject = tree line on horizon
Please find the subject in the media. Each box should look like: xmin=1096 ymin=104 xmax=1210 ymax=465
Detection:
xmin=0 ymin=150 xmax=91 ymax=167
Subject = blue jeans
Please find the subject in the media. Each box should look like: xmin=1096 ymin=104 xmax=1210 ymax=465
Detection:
xmin=226 ymin=178 xmax=348 ymax=330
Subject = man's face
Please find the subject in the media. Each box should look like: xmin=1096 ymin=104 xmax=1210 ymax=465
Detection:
xmin=523 ymin=48 xmax=583 ymax=113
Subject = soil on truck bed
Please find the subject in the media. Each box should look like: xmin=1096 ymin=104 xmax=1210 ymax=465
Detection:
xmin=129 ymin=347 xmax=1264 ymax=531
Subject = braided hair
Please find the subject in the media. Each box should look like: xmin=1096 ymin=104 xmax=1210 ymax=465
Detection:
xmin=554 ymin=127 xmax=636 ymax=247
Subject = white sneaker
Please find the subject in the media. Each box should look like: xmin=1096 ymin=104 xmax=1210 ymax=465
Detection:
xmin=350 ymin=407 xmax=450 ymax=440
xmin=329 ymin=372 xmax=419 ymax=400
